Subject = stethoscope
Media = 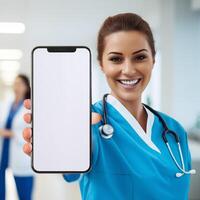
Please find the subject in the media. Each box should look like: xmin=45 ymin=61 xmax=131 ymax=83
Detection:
xmin=99 ymin=93 xmax=196 ymax=178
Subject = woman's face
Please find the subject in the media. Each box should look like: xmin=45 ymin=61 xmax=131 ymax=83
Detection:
xmin=101 ymin=30 xmax=154 ymax=103
xmin=13 ymin=77 xmax=27 ymax=99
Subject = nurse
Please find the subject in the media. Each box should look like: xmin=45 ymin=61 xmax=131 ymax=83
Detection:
xmin=0 ymin=74 xmax=34 ymax=200
xmin=23 ymin=13 xmax=192 ymax=199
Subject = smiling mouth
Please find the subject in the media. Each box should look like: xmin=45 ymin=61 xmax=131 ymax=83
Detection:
xmin=117 ymin=78 xmax=142 ymax=88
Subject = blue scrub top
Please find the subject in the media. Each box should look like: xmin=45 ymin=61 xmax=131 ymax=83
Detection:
xmin=64 ymin=97 xmax=191 ymax=200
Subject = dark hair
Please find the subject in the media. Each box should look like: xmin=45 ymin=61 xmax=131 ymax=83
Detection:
xmin=97 ymin=13 xmax=156 ymax=64
xmin=17 ymin=74 xmax=31 ymax=99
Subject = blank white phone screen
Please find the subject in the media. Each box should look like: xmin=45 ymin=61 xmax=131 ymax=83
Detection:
xmin=32 ymin=47 xmax=91 ymax=172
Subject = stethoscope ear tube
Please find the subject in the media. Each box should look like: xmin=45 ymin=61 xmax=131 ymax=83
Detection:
xmin=163 ymin=129 xmax=180 ymax=143
xmin=143 ymin=104 xmax=180 ymax=144
xmin=176 ymin=169 xmax=197 ymax=177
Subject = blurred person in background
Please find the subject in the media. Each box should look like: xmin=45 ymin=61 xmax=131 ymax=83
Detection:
xmin=0 ymin=74 xmax=34 ymax=200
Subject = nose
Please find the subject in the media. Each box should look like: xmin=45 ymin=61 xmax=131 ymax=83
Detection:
xmin=121 ymin=60 xmax=136 ymax=76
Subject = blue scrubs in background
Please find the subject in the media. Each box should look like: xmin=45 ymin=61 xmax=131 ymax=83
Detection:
xmin=64 ymin=94 xmax=191 ymax=200
xmin=0 ymin=100 xmax=34 ymax=200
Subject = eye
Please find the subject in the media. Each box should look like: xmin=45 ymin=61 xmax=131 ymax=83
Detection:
xmin=109 ymin=56 xmax=123 ymax=63
xmin=134 ymin=54 xmax=147 ymax=61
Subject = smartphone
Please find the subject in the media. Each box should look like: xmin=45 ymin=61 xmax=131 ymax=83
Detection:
xmin=32 ymin=46 xmax=91 ymax=173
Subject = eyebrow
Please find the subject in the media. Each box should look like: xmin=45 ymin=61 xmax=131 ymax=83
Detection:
xmin=108 ymin=49 xmax=148 ymax=55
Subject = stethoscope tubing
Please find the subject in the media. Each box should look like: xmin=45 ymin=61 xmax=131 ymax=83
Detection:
xmin=99 ymin=93 xmax=196 ymax=177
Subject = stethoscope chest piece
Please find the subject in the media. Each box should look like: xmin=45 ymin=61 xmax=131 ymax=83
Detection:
xmin=99 ymin=124 xmax=114 ymax=139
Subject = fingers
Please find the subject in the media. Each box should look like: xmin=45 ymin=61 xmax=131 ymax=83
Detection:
xmin=23 ymin=127 xmax=32 ymax=143
xmin=23 ymin=99 xmax=32 ymax=124
xmin=23 ymin=113 xmax=32 ymax=124
xmin=23 ymin=127 xmax=32 ymax=157
xmin=23 ymin=143 xmax=32 ymax=156
xmin=92 ymin=112 xmax=102 ymax=125
xmin=23 ymin=99 xmax=31 ymax=110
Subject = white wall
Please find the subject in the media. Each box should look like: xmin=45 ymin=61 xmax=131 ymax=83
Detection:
xmin=173 ymin=0 xmax=200 ymax=129
xmin=159 ymin=0 xmax=200 ymax=129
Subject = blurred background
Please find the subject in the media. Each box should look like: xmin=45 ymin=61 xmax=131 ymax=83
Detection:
xmin=0 ymin=0 xmax=200 ymax=199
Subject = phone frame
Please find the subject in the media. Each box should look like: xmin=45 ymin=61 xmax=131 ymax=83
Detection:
xmin=31 ymin=46 xmax=92 ymax=173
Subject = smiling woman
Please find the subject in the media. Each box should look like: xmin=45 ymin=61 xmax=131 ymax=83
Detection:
xmin=63 ymin=13 xmax=193 ymax=200
xmin=22 ymin=12 xmax=193 ymax=200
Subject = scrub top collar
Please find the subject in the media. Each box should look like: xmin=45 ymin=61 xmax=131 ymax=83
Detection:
xmin=106 ymin=94 xmax=161 ymax=154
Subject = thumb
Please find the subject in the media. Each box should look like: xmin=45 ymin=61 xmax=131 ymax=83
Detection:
xmin=92 ymin=112 xmax=102 ymax=125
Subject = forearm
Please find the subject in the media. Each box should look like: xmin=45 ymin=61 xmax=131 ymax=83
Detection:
xmin=0 ymin=129 xmax=14 ymax=137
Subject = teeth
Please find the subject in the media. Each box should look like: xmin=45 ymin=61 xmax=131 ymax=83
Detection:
xmin=119 ymin=79 xmax=139 ymax=85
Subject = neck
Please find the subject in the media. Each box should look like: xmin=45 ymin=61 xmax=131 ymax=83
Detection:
xmin=110 ymin=92 xmax=147 ymax=132
xmin=111 ymin=92 xmax=143 ymax=117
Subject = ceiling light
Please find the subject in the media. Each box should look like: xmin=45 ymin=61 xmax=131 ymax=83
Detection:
xmin=0 ymin=22 xmax=25 ymax=34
